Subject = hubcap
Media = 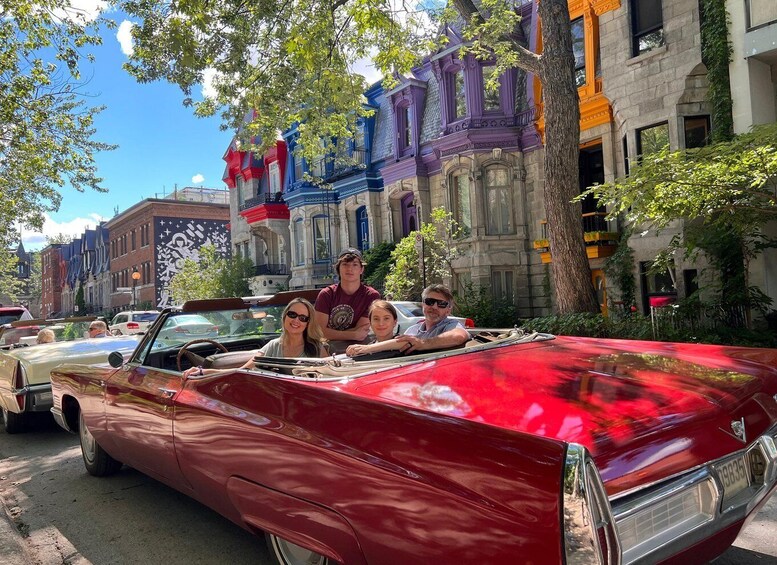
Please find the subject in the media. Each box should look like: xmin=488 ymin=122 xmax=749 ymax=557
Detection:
xmin=79 ymin=412 xmax=97 ymax=462
xmin=269 ymin=535 xmax=328 ymax=565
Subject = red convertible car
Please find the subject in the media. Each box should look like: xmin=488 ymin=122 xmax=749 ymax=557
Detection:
xmin=50 ymin=292 xmax=777 ymax=565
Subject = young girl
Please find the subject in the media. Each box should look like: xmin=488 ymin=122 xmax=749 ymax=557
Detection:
xmin=183 ymin=298 xmax=327 ymax=377
xmin=345 ymin=300 xmax=398 ymax=357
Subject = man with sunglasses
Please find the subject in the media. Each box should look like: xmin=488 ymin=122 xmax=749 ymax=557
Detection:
xmin=314 ymin=248 xmax=381 ymax=350
xmin=396 ymin=284 xmax=470 ymax=353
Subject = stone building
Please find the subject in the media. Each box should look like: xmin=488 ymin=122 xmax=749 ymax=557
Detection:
xmin=225 ymin=0 xmax=777 ymax=316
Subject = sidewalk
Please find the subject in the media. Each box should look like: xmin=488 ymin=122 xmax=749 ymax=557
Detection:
xmin=0 ymin=501 xmax=30 ymax=565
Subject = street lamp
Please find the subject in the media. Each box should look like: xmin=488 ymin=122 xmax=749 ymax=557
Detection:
xmin=131 ymin=268 xmax=141 ymax=309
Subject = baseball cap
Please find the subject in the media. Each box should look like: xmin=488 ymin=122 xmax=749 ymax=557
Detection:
xmin=338 ymin=248 xmax=363 ymax=260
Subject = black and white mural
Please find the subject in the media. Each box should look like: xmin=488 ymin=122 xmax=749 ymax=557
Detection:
xmin=154 ymin=217 xmax=230 ymax=308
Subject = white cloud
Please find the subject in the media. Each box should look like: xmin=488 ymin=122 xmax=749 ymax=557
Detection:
xmin=352 ymin=53 xmax=384 ymax=86
xmin=21 ymin=213 xmax=108 ymax=251
xmin=192 ymin=173 xmax=205 ymax=184
xmin=201 ymin=68 xmax=219 ymax=99
xmin=117 ymin=20 xmax=135 ymax=56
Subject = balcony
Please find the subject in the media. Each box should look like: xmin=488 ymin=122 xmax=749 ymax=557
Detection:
xmin=253 ymin=264 xmax=288 ymax=276
xmin=239 ymin=192 xmax=285 ymax=212
xmin=533 ymin=212 xmax=620 ymax=264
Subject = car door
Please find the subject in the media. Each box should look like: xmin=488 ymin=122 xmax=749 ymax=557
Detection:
xmin=103 ymin=363 xmax=190 ymax=491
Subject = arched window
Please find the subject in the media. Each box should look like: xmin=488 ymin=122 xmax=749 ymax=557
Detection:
xmin=293 ymin=219 xmax=304 ymax=266
xmin=450 ymin=171 xmax=472 ymax=236
xmin=312 ymin=215 xmax=331 ymax=262
xmin=356 ymin=206 xmax=369 ymax=251
xmin=484 ymin=166 xmax=514 ymax=235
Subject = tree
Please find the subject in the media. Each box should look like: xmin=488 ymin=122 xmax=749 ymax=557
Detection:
xmin=121 ymin=0 xmax=599 ymax=314
xmin=46 ymin=233 xmax=75 ymax=245
xmin=385 ymin=207 xmax=464 ymax=300
xmin=169 ymin=244 xmax=252 ymax=304
xmin=586 ymin=124 xmax=777 ymax=320
xmin=0 ymin=2 xmax=116 ymax=297
xmin=75 ymin=282 xmax=86 ymax=313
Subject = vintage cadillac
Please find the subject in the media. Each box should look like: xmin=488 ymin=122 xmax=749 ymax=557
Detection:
xmin=49 ymin=293 xmax=777 ymax=564
xmin=0 ymin=316 xmax=140 ymax=433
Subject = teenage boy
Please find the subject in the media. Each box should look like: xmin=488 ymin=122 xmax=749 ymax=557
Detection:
xmin=314 ymin=248 xmax=380 ymax=346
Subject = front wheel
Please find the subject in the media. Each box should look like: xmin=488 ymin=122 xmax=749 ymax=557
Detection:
xmin=79 ymin=410 xmax=122 ymax=476
xmin=265 ymin=533 xmax=332 ymax=565
xmin=1 ymin=406 xmax=24 ymax=434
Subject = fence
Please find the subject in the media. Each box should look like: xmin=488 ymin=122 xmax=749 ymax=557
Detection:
xmin=650 ymin=302 xmax=749 ymax=340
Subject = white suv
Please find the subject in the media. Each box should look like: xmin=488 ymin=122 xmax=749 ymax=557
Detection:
xmin=110 ymin=311 xmax=160 ymax=335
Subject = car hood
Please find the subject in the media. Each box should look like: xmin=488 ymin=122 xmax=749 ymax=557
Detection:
xmin=350 ymin=336 xmax=777 ymax=496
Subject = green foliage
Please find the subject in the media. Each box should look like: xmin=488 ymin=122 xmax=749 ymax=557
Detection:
xmin=384 ymin=208 xmax=463 ymax=300
xmin=603 ymin=227 xmax=637 ymax=310
xmin=454 ymin=281 xmax=517 ymax=327
xmin=700 ymin=0 xmax=733 ymax=142
xmin=0 ymin=2 xmax=115 ymax=297
xmin=362 ymin=242 xmax=395 ymax=295
xmin=169 ymin=245 xmax=251 ymax=304
xmin=75 ymin=282 xmax=86 ymax=313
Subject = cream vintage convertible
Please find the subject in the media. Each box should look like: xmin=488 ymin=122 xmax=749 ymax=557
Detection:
xmin=0 ymin=317 xmax=140 ymax=433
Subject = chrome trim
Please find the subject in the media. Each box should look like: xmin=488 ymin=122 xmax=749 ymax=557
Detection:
xmin=563 ymin=443 xmax=622 ymax=565
xmin=611 ymin=424 xmax=777 ymax=565
xmin=10 ymin=383 xmax=53 ymax=412
xmin=50 ymin=406 xmax=71 ymax=432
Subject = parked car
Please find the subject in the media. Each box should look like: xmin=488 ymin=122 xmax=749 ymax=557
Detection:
xmin=110 ymin=310 xmax=160 ymax=335
xmin=0 ymin=306 xmax=33 ymax=325
xmin=0 ymin=315 xmax=141 ymax=433
xmin=390 ymin=300 xmax=475 ymax=334
xmin=49 ymin=292 xmax=777 ymax=564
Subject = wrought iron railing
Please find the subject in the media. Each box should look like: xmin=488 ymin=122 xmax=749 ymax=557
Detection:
xmin=239 ymin=192 xmax=285 ymax=211
xmin=252 ymin=264 xmax=288 ymax=276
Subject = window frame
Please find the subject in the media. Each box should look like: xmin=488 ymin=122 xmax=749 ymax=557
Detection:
xmin=636 ymin=121 xmax=670 ymax=158
xmin=683 ymin=115 xmax=711 ymax=149
xmin=484 ymin=165 xmax=515 ymax=235
xmin=630 ymin=0 xmax=664 ymax=56
xmin=312 ymin=215 xmax=331 ymax=263
xmin=449 ymin=170 xmax=472 ymax=237
xmin=294 ymin=219 xmax=305 ymax=266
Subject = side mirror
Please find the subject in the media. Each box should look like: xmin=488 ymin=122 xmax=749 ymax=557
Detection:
xmin=108 ymin=351 xmax=124 ymax=368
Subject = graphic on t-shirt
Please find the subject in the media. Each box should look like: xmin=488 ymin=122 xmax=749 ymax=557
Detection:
xmin=329 ymin=304 xmax=355 ymax=330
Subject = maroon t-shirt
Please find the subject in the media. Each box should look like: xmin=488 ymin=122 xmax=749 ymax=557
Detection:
xmin=315 ymin=283 xmax=381 ymax=330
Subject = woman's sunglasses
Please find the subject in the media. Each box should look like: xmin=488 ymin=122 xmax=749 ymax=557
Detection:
xmin=423 ymin=297 xmax=450 ymax=309
xmin=286 ymin=311 xmax=310 ymax=323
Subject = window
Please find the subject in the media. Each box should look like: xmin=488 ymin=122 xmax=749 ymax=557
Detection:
xmin=636 ymin=122 xmax=669 ymax=157
xmin=269 ymin=161 xmax=281 ymax=194
xmin=622 ymin=135 xmax=630 ymax=176
xmin=451 ymin=172 xmax=472 ymax=236
xmin=235 ymin=245 xmax=241 ymax=259
xmin=485 ymin=166 xmax=514 ymax=235
xmin=482 ymin=65 xmax=501 ymax=111
xmin=492 ymin=270 xmax=514 ymax=302
xmin=571 ymin=18 xmax=586 ymax=87
xmin=236 ymin=176 xmax=245 ymax=207
xmin=454 ymin=70 xmax=467 ymax=119
xmin=403 ymin=105 xmax=412 ymax=149
xmin=294 ymin=220 xmax=305 ymax=266
xmin=684 ymin=116 xmax=711 ymax=149
xmin=313 ymin=216 xmax=330 ymax=262
xmin=640 ymin=260 xmax=677 ymax=312
xmin=294 ymin=154 xmax=303 ymax=183
xmin=356 ymin=206 xmax=369 ymax=251
xmin=631 ymin=0 xmax=664 ymax=56
xmin=131 ymin=230 xmax=136 ymax=251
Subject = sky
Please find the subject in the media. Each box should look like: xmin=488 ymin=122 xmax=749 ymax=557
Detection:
xmin=21 ymin=3 xmax=235 ymax=251
xmin=20 ymin=1 xmax=387 ymax=252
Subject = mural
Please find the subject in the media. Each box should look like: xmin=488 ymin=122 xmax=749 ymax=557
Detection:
xmin=154 ymin=217 xmax=230 ymax=308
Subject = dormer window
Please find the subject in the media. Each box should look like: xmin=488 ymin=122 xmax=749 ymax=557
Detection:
xmin=454 ymin=69 xmax=467 ymax=119
xmin=268 ymin=161 xmax=280 ymax=194
xmin=402 ymin=105 xmax=412 ymax=149
xmin=482 ymin=65 xmax=501 ymax=111
xmin=388 ymin=79 xmax=426 ymax=160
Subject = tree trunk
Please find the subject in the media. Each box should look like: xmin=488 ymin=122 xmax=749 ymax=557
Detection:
xmin=538 ymin=0 xmax=600 ymax=314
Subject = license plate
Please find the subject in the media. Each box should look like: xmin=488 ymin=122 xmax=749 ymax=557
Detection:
xmin=717 ymin=455 xmax=750 ymax=505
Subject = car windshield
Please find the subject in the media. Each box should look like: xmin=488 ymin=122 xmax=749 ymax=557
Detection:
xmin=147 ymin=305 xmax=285 ymax=350
xmin=0 ymin=312 xmax=25 ymax=325
xmin=0 ymin=319 xmax=95 ymax=347
xmin=134 ymin=313 xmax=159 ymax=323
xmin=394 ymin=303 xmax=424 ymax=317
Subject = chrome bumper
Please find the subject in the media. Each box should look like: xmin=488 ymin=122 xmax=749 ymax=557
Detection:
xmin=50 ymin=405 xmax=71 ymax=432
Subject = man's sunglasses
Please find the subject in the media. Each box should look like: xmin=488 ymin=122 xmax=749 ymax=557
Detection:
xmin=286 ymin=311 xmax=310 ymax=323
xmin=423 ymin=297 xmax=450 ymax=309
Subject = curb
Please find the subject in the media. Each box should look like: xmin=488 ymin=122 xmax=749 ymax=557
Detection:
xmin=0 ymin=499 xmax=31 ymax=565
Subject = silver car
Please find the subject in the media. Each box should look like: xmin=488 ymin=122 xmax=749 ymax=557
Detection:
xmin=390 ymin=301 xmax=474 ymax=334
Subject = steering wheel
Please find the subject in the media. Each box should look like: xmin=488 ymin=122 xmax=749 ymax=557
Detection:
xmin=177 ymin=339 xmax=228 ymax=372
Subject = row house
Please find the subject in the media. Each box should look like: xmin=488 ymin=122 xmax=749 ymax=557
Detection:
xmin=225 ymin=0 xmax=777 ymax=315
xmin=0 ymin=242 xmax=35 ymax=315
xmin=43 ymin=189 xmax=230 ymax=316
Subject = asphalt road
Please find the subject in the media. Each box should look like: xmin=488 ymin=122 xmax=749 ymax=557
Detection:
xmin=1 ymin=415 xmax=777 ymax=564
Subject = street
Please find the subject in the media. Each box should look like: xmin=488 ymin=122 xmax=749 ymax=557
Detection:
xmin=2 ymin=416 xmax=777 ymax=564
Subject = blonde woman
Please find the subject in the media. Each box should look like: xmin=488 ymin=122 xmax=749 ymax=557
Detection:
xmin=183 ymin=298 xmax=327 ymax=377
